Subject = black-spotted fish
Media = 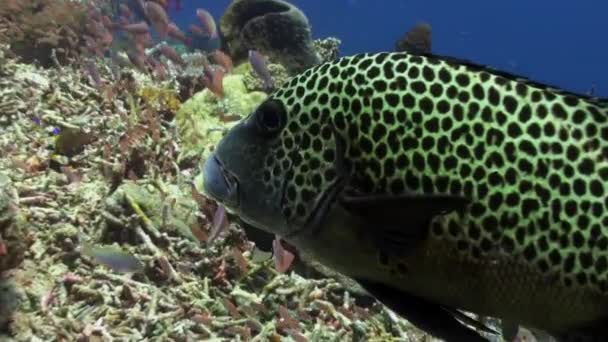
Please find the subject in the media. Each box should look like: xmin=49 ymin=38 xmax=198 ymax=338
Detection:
xmin=202 ymin=50 xmax=608 ymax=342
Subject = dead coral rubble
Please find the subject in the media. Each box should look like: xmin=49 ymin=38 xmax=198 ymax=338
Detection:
xmin=0 ymin=41 xmax=436 ymax=342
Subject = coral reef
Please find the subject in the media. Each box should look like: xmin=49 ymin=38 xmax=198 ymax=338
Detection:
xmin=175 ymin=52 xmax=213 ymax=101
xmin=0 ymin=0 xmax=89 ymax=67
xmin=313 ymin=37 xmax=342 ymax=64
xmin=175 ymin=74 xmax=267 ymax=158
xmin=220 ymin=0 xmax=321 ymax=73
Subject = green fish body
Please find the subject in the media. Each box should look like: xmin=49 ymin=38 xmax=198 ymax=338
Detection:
xmin=202 ymin=51 xmax=608 ymax=341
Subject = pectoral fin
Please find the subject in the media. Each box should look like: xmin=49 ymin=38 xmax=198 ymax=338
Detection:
xmin=355 ymin=278 xmax=488 ymax=342
xmin=340 ymin=193 xmax=469 ymax=254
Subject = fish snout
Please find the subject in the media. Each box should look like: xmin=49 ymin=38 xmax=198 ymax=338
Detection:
xmin=202 ymin=154 xmax=238 ymax=207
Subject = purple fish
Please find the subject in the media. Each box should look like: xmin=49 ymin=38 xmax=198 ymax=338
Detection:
xmin=248 ymin=50 xmax=274 ymax=90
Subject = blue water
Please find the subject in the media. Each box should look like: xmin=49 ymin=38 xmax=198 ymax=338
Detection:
xmin=169 ymin=0 xmax=608 ymax=96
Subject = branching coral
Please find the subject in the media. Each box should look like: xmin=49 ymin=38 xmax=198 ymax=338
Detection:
xmin=0 ymin=0 xmax=90 ymax=67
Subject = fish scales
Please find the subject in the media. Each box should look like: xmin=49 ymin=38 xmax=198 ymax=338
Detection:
xmin=285 ymin=52 xmax=608 ymax=326
xmin=203 ymin=52 xmax=608 ymax=340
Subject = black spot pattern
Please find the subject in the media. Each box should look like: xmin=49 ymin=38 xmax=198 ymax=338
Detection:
xmin=260 ymin=52 xmax=608 ymax=298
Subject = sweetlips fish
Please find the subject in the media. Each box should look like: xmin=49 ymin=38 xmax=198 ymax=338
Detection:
xmin=201 ymin=48 xmax=608 ymax=341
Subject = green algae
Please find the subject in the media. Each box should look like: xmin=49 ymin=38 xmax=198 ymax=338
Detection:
xmin=105 ymin=181 xmax=200 ymax=243
xmin=175 ymin=74 xmax=267 ymax=159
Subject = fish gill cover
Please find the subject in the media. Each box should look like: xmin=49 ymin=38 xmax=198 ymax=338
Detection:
xmin=0 ymin=0 xmax=606 ymax=342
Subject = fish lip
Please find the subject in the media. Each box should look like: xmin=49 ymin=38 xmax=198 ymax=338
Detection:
xmin=202 ymin=154 xmax=239 ymax=208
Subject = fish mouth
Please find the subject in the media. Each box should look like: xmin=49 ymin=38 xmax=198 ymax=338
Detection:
xmin=202 ymin=153 xmax=239 ymax=208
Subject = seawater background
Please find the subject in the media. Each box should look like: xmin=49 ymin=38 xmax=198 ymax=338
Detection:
xmin=169 ymin=0 xmax=608 ymax=96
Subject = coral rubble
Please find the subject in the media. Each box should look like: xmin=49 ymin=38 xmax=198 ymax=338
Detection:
xmin=0 ymin=2 xmax=441 ymax=341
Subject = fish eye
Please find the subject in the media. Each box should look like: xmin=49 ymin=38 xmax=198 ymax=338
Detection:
xmin=255 ymin=99 xmax=286 ymax=137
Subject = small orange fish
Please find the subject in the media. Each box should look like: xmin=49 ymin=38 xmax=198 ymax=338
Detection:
xmin=189 ymin=24 xmax=205 ymax=36
xmin=0 ymin=241 xmax=7 ymax=256
xmin=196 ymin=9 xmax=218 ymax=38
xmin=212 ymin=50 xmax=233 ymax=73
xmin=100 ymin=15 xmax=113 ymax=29
xmin=202 ymin=65 xmax=225 ymax=99
xmin=167 ymin=22 xmax=191 ymax=45
xmin=159 ymin=44 xmax=185 ymax=66
xmin=145 ymin=1 xmax=170 ymax=38
xmin=232 ymin=247 xmax=248 ymax=273
xmin=122 ymin=22 xmax=150 ymax=34
xmin=190 ymin=223 xmax=208 ymax=243
xmin=219 ymin=112 xmax=241 ymax=123
xmin=119 ymin=4 xmax=131 ymax=18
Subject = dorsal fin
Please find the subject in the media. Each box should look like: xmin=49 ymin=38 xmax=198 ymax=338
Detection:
xmin=405 ymin=51 xmax=608 ymax=106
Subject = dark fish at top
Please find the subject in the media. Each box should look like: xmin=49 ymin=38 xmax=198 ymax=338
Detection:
xmin=396 ymin=22 xmax=432 ymax=54
xmin=202 ymin=48 xmax=608 ymax=342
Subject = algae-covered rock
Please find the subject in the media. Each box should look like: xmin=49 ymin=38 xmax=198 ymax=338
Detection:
xmin=220 ymin=0 xmax=320 ymax=73
xmin=175 ymin=74 xmax=267 ymax=158
xmin=137 ymin=86 xmax=181 ymax=114
xmin=104 ymin=181 xmax=201 ymax=243
xmin=0 ymin=173 xmax=29 ymax=273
